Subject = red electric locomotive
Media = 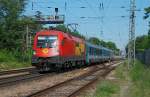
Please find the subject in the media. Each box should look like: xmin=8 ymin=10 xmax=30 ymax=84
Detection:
xmin=32 ymin=29 xmax=85 ymax=72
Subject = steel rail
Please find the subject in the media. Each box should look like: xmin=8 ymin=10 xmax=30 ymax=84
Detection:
xmin=0 ymin=67 xmax=35 ymax=76
xmin=26 ymin=61 xmax=120 ymax=97
xmin=67 ymin=65 xmax=117 ymax=97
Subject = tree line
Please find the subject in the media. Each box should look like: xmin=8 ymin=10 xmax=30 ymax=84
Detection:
xmin=88 ymin=37 xmax=120 ymax=55
xmin=135 ymin=6 xmax=150 ymax=52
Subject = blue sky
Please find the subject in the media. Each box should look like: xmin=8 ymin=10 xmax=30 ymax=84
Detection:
xmin=24 ymin=0 xmax=150 ymax=50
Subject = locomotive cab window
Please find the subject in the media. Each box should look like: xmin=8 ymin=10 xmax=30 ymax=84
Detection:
xmin=37 ymin=36 xmax=57 ymax=48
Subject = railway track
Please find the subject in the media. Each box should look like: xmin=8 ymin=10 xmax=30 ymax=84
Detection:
xmin=0 ymin=73 xmax=42 ymax=87
xmin=26 ymin=61 xmax=122 ymax=97
xmin=0 ymin=67 xmax=35 ymax=76
xmin=0 ymin=64 xmax=93 ymax=88
xmin=0 ymin=67 xmax=45 ymax=87
xmin=0 ymin=71 xmax=60 ymax=88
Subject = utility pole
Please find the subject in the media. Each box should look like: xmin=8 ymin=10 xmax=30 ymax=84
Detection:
xmin=26 ymin=24 xmax=29 ymax=51
xmin=128 ymin=0 xmax=136 ymax=69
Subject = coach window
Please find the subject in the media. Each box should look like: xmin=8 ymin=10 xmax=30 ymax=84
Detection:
xmin=92 ymin=47 xmax=94 ymax=55
xmin=96 ymin=49 xmax=98 ymax=56
xmin=99 ymin=49 xmax=101 ymax=55
xmin=90 ymin=47 xmax=93 ymax=55
xmin=97 ymin=49 xmax=99 ymax=55
xmin=93 ymin=48 xmax=95 ymax=55
xmin=89 ymin=47 xmax=91 ymax=55
xmin=94 ymin=48 xmax=96 ymax=55
xmin=99 ymin=48 xmax=102 ymax=55
xmin=97 ymin=49 xmax=99 ymax=56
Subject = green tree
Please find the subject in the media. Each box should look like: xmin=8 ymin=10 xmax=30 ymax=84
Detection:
xmin=144 ymin=7 xmax=150 ymax=35
xmin=0 ymin=0 xmax=27 ymax=50
xmin=88 ymin=37 xmax=119 ymax=55
xmin=136 ymin=36 xmax=146 ymax=51
xmin=0 ymin=0 xmax=26 ymax=30
xmin=144 ymin=7 xmax=150 ymax=19
xmin=106 ymin=41 xmax=116 ymax=50
xmin=88 ymin=37 xmax=101 ymax=45
xmin=126 ymin=34 xmax=150 ymax=55
xmin=0 ymin=0 xmax=41 ymax=51
xmin=106 ymin=41 xmax=120 ymax=55
xmin=55 ymin=24 xmax=71 ymax=33
xmin=144 ymin=7 xmax=150 ymax=50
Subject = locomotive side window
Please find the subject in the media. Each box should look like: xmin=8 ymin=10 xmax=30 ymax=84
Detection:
xmin=37 ymin=36 xmax=57 ymax=48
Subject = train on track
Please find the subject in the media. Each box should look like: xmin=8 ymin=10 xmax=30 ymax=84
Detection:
xmin=32 ymin=29 xmax=114 ymax=72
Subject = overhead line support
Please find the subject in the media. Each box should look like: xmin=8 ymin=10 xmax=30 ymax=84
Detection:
xmin=128 ymin=0 xmax=136 ymax=68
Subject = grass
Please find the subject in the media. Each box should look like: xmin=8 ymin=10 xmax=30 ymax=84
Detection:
xmin=94 ymin=80 xmax=120 ymax=97
xmin=128 ymin=60 xmax=150 ymax=97
xmin=93 ymin=60 xmax=150 ymax=97
xmin=114 ymin=60 xmax=150 ymax=97
xmin=115 ymin=61 xmax=127 ymax=80
xmin=0 ymin=49 xmax=31 ymax=71
xmin=92 ymin=62 xmax=128 ymax=97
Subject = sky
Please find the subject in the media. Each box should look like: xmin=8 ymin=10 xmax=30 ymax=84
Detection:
xmin=24 ymin=0 xmax=150 ymax=50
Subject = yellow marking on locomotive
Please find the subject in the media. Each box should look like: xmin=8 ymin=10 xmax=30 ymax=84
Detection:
xmin=42 ymin=48 xmax=49 ymax=54
xmin=80 ymin=43 xmax=85 ymax=53
xmin=75 ymin=43 xmax=85 ymax=56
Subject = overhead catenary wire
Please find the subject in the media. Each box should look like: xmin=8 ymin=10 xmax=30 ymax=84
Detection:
xmin=27 ymin=0 xmax=132 ymax=46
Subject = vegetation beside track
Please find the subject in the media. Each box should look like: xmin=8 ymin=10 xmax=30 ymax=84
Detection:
xmin=0 ymin=49 xmax=31 ymax=71
xmin=90 ymin=60 xmax=150 ymax=97
xmin=128 ymin=61 xmax=150 ymax=97
xmin=94 ymin=80 xmax=119 ymax=97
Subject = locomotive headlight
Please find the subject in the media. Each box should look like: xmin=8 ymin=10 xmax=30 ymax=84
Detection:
xmin=33 ymin=51 xmax=36 ymax=55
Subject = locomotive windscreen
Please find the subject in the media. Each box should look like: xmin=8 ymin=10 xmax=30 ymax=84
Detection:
xmin=37 ymin=36 xmax=57 ymax=48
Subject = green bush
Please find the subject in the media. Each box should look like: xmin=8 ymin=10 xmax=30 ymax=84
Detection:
xmin=0 ymin=49 xmax=31 ymax=70
xmin=0 ymin=49 xmax=17 ymax=62
xmin=130 ymin=61 xmax=145 ymax=81
xmin=95 ymin=81 xmax=119 ymax=97
xmin=129 ymin=60 xmax=150 ymax=97
xmin=115 ymin=61 xmax=127 ymax=80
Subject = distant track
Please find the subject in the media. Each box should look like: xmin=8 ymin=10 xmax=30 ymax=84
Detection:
xmin=0 ymin=73 xmax=41 ymax=87
xmin=0 ymin=67 xmax=35 ymax=76
xmin=0 ymin=67 xmax=45 ymax=87
xmin=0 ymin=71 xmax=57 ymax=87
xmin=26 ymin=61 xmax=122 ymax=97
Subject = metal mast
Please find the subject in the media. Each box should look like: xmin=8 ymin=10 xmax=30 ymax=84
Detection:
xmin=128 ymin=0 xmax=136 ymax=68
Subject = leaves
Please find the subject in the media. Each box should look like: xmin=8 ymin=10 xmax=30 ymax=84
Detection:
xmin=0 ymin=0 xmax=27 ymax=49
xmin=0 ymin=0 xmax=41 ymax=51
xmin=144 ymin=7 xmax=150 ymax=19
xmin=135 ymin=35 xmax=150 ymax=52
xmin=144 ymin=6 xmax=150 ymax=35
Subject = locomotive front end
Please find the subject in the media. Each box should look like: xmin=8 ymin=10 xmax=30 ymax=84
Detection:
xmin=32 ymin=31 xmax=60 ymax=71
xmin=33 ymin=35 xmax=59 ymax=57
